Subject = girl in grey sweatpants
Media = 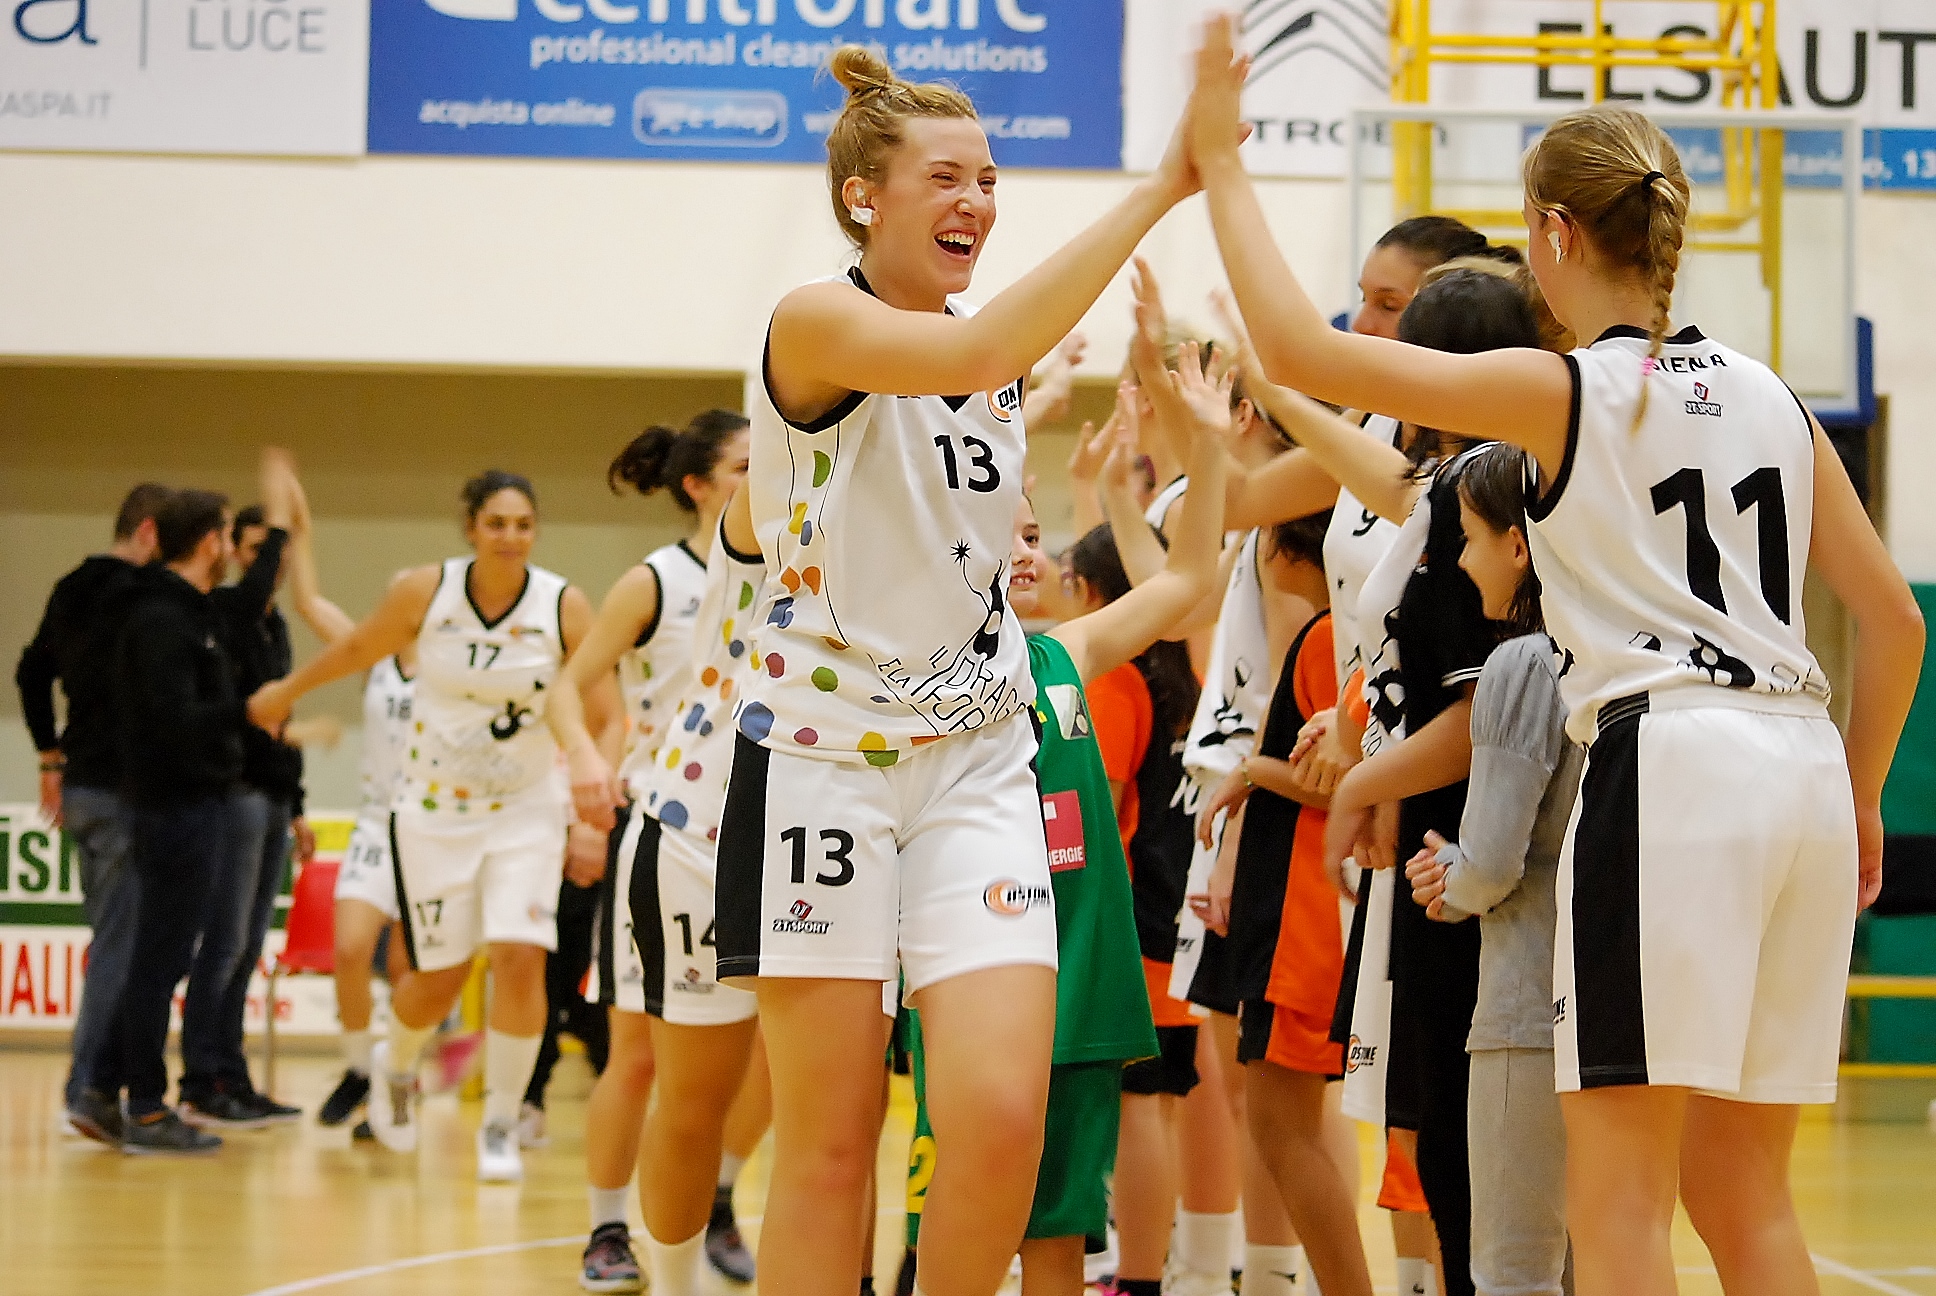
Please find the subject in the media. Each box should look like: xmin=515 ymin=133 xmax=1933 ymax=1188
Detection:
xmin=1406 ymin=445 xmax=1583 ymax=1296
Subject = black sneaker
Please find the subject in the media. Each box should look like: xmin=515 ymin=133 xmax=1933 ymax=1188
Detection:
xmin=239 ymin=1088 xmax=302 ymax=1124
xmin=67 ymin=1088 xmax=124 ymax=1147
xmin=705 ymin=1185 xmax=757 ymax=1284
xmin=319 ymin=1069 xmax=371 ymax=1127
xmin=124 ymin=1109 xmax=222 ymax=1155
xmin=180 ymin=1090 xmax=272 ymax=1130
xmin=351 ymin=1119 xmax=376 ymax=1142
xmin=580 ymin=1221 xmax=644 ymax=1294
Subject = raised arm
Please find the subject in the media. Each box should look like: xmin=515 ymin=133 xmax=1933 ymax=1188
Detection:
xmin=1807 ymin=419 xmax=1925 ymax=909
xmin=1022 ymin=331 xmax=1087 ymax=427
xmin=561 ymin=564 xmax=660 ymax=696
xmin=284 ymin=471 xmax=356 ymax=645
xmin=1098 ymin=402 xmax=1168 ymax=587
xmin=1053 ymin=318 xmax=1232 ymax=684
xmin=247 ymin=564 xmax=438 ymax=730
xmin=1186 ymin=18 xmax=1571 ymax=474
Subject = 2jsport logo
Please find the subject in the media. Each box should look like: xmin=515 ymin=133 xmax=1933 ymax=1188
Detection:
xmin=1685 ymin=382 xmax=1723 ymax=417
xmin=982 ymin=879 xmax=1051 ymax=917
xmin=671 ymin=966 xmax=715 ymax=994
xmin=771 ymin=898 xmax=831 ymax=935
xmin=1345 ymin=1034 xmax=1378 ymax=1073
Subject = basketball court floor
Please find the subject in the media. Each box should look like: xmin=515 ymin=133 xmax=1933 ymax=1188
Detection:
xmin=3 ymin=1046 xmax=1932 ymax=1295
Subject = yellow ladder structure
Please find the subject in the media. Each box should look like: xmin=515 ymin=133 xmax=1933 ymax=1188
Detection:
xmin=1386 ymin=1 xmax=1789 ymax=368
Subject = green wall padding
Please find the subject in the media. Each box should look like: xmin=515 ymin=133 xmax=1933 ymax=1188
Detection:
xmin=1879 ymin=585 xmax=1936 ymax=834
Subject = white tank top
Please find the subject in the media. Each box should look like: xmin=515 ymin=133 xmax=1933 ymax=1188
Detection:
xmin=1321 ymin=415 xmax=1405 ymax=685
xmin=740 ymin=269 xmax=1033 ymax=767
xmin=617 ymin=539 xmax=710 ymax=785
xmin=1144 ymin=474 xmax=1189 ymax=532
xmin=357 ymin=655 xmax=414 ymax=815
xmin=406 ymin=558 xmax=569 ymax=813
xmin=1527 ymin=326 xmax=1830 ymax=742
xmin=633 ymin=516 xmax=767 ymax=843
xmin=1178 ymin=530 xmax=1272 ymax=794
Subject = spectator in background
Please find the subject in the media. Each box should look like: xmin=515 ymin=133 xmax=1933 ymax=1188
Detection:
xmin=15 ymin=483 xmax=171 ymax=1142
xmin=105 ymin=488 xmax=245 ymax=1154
xmin=180 ymin=451 xmax=314 ymax=1128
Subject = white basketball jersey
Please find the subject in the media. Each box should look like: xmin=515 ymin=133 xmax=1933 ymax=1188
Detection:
xmin=1179 ymin=530 xmax=1272 ymax=794
xmin=1322 ymin=415 xmax=1405 ymax=684
xmin=358 ymin=655 xmax=414 ymax=814
xmin=1528 ymin=326 xmax=1830 ymax=743
xmin=407 ymin=558 xmax=569 ymax=813
xmin=1145 ymin=474 xmax=1189 ymax=531
xmin=740 ymin=269 xmax=1033 ymax=767
xmin=617 ymin=540 xmax=710 ymax=785
xmin=634 ymin=516 xmax=767 ymax=843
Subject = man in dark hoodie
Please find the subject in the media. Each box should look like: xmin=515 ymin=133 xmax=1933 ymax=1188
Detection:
xmin=99 ymin=488 xmax=245 ymax=1154
xmin=15 ymin=482 xmax=170 ymax=1139
xmin=180 ymin=452 xmax=309 ymax=1127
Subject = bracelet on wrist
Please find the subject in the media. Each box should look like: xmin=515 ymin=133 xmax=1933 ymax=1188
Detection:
xmin=39 ymin=759 xmax=64 ymax=773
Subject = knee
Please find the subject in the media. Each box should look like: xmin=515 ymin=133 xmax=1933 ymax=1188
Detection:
xmin=936 ymin=1079 xmax=1047 ymax=1171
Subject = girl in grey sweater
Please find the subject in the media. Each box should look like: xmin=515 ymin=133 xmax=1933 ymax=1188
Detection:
xmin=1406 ymin=445 xmax=1583 ymax=1296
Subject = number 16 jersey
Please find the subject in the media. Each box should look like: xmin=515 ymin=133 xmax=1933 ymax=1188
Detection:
xmin=406 ymin=557 xmax=568 ymax=814
xmin=1526 ymin=325 xmax=1831 ymax=744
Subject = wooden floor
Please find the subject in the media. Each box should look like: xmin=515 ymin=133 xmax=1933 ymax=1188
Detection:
xmin=3 ymin=1045 xmax=1933 ymax=1295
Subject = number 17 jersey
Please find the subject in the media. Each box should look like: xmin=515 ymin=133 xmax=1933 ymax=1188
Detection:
xmin=1526 ymin=325 xmax=1831 ymax=744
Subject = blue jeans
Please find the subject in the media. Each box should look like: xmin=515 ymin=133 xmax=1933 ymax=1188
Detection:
xmin=180 ymin=786 xmax=291 ymax=1100
xmin=62 ymin=785 xmax=138 ymax=1106
xmin=115 ymin=795 xmax=231 ymax=1115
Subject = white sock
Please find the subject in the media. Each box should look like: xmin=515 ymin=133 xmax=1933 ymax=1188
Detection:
xmin=647 ymin=1230 xmax=706 ymax=1296
xmin=1394 ymin=1258 xmax=1437 ymax=1296
xmin=717 ymin=1150 xmax=746 ymax=1190
xmin=1243 ymin=1245 xmax=1304 ymax=1296
xmin=482 ymin=1030 xmax=543 ymax=1128
xmin=1232 ymin=1208 xmax=1248 ymax=1273
xmin=387 ymin=1019 xmax=435 ymax=1078
xmin=1176 ymin=1211 xmax=1240 ymax=1280
xmin=589 ymin=1184 xmax=630 ymax=1231
xmin=342 ymin=1029 xmax=373 ymax=1076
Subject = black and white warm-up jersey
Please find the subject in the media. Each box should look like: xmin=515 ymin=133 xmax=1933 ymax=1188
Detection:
xmin=1527 ymin=325 xmax=1831 ymax=743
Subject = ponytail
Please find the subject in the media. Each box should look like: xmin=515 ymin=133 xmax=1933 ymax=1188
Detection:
xmin=607 ymin=409 xmax=749 ymax=513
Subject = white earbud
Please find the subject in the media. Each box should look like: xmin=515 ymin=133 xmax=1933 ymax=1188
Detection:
xmin=1548 ymin=229 xmax=1565 ymax=263
xmin=849 ymin=206 xmax=874 ymax=227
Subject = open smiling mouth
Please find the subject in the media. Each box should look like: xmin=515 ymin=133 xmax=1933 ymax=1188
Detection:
xmin=936 ymin=230 xmax=976 ymax=260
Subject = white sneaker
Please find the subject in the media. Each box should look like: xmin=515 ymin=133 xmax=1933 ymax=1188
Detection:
xmin=517 ymin=1101 xmax=549 ymax=1148
xmin=368 ymin=1041 xmax=419 ymax=1154
xmin=477 ymin=1118 xmax=523 ymax=1182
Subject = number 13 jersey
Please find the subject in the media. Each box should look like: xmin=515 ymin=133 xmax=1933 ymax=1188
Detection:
xmin=740 ymin=268 xmax=1033 ymax=767
xmin=1527 ymin=325 xmax=1831 ymax=743
xmin=407 ymin=557 xmax=568 ymax=814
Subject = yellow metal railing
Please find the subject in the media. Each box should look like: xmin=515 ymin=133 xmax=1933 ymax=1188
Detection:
xmin=1842 ymin=975 xmax=1936 ymax=1080
xmin=1386 ymin=1 xmax=1787 ymax=369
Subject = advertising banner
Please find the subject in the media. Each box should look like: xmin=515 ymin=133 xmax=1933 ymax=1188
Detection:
xmin=0 ymin=805 xmax=360 ymax=1036
xmin=1122 ymin=0 xmax=1936 ymax=189
xmin=367 ymin=0 xmax=1121 ymax=168
xmin=0 ymin=0 xmax=369 ymax=154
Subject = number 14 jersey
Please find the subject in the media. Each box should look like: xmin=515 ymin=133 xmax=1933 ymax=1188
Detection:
xmin=1527 ymin=325 xmax=1830 ymax=743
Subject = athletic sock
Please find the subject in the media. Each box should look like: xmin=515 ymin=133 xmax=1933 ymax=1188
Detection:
xmin=588 ymin=1184 xmax=630 ymax=1232
xmin=387 ymin=1019 xmax=435 ymax=1079
xmin=343 ymin=1029 xmax=373 ymax=1076
xmin=1394 ymin=1258 xmax=1437 ymax=1296
xmin=482 ymin=1030 xmax=544 ymax=1128
xmin=1117 ymin=1280 xmax=1163 ymax=1296
xmin=1177 ymin=1211 xmax=1241 ymax=1282
xmin=647 ymin=1230 xmax=706 ymax=1296
xmin=1243 ymin=1245 xmax=1304 ymax=1296
xmin=717 ymin=1150 xmax=747 ymax=1190
xmin=859 ymin=1278 xmax=876 ymax=1296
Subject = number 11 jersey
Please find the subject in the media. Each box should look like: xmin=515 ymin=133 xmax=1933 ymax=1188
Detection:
xmin=1527 ymin=325 xmax=1831 ymax=743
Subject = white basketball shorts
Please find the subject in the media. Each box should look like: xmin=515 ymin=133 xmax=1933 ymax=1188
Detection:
xmin=714 ymin=710 xmax=1057 ymax=993
xmin=335 ymin=810 xmax=399 ymax=921
xmin=599 ymin=803 xmax=757 ymax=1025
xmin=1553 ymin=698 xmax=1857 ymax=1104
xmin=390 ymin=790 xmax=568 ymax=973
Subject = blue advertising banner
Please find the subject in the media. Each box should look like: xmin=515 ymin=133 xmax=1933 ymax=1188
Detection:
xmin=368 ymin=1 xmax=1121 ymax=168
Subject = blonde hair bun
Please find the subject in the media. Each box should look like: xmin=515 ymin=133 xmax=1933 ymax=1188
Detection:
xmin=830 ymin=44 xmax=897 ymax=99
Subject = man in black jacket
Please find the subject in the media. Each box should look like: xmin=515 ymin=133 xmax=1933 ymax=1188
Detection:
xmin=180 ymin=455 xmax=310 ymax=1127
xmin=14 ymin=482 xmax=170 ymax=1140
xmin=102 ymin=489 xmax=245 ymax=1154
